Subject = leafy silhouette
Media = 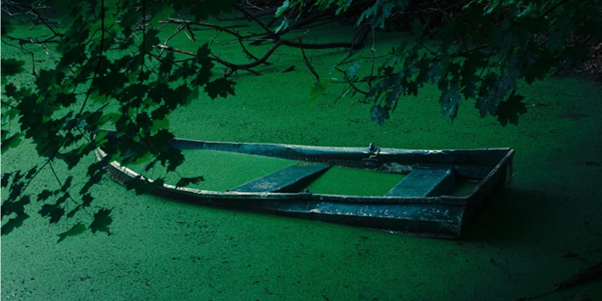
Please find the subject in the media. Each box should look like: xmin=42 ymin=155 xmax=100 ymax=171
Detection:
xmin=1 ymin=173 xmax=11 ymax=188
xmin=1 ymin=131 xmax=23 ymax=154
xmin=1 ymin=1 xmax=236 ymax=240
xmin=176 ymin=176 xmax=205 ymax=188
xmin=39 ymin=204 xmax=65 ymax=224
xmin=497 ymin=92 xmax=528 ymax=126
xmin=57 ymin=223 xmax=87 ymax=243
xmin=1 ymin=213 xmax=29 ymax=235
xmin=2 ymin=195 xmax=30 ymax=218
xmin=1 ymin=58 xmax=25 ymax=78
xmin=309 ymin=81 xmax=328 ymax=101
xmin=90 ymin=209 xmax=113 ymax=234
xmin=82 ymin=193 xmax=94 ymax=207
xmin=205 ymin=78 xmax=236 ymax=99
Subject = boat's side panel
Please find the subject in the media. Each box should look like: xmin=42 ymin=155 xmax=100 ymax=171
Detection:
xmin=457 ymin=150 xmax=514 ymax=228
xmin=263 ymin=200 xmax=465 ymax=239
xmin=154 ymin=183 xmax=466 ymax=239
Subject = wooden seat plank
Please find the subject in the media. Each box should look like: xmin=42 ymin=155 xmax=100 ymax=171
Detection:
xmin=230 ymin=163 xmax=330 ymax=193
xmin=386 ymin=168 xmax=455 ymax=197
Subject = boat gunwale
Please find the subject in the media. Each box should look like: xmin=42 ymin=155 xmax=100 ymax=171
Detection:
xmin=94 ymin=141 xmax=514 ymax=206
xmin=169 ymin=134 xmax=514 ymax=156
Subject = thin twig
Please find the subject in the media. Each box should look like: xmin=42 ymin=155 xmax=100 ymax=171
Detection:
xmin=299 ymin=33 xmax=320 ymax=82
xmin=159 ymin=24 xmax=186 ymax=56
xmin=370 ymin=27 xmax=376 ymax=79
xmin=156 ymin=37 xmax=283 ymax=76
xmin=47 ymin=160 xmax=79 ymax=206
xmin=156 ymin=44 xmax=196 ymax=56
xmin=161 ymin=18 xmax=263 ymax=63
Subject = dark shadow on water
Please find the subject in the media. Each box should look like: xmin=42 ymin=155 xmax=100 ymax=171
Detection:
xmin=462 ymin=188 xmax=548 ymax=243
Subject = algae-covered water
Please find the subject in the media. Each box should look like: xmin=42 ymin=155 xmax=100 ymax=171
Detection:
xmin=2 ymin=17 xmax=602 ymax=301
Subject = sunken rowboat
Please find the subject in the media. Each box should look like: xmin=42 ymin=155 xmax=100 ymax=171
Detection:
xmin=95 ymin=130 xmax=514 ymax=239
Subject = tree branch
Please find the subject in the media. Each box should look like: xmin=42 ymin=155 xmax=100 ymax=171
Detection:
xmin=298 ymin=34 xmax=320 ymax=82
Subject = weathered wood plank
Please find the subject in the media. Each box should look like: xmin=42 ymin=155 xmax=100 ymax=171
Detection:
xmin=386 ymin=168 xmax=455 ymax=197
xmin=230 ymin=163 xmax=330 ymax=193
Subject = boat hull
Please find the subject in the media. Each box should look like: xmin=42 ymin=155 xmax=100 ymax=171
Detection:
xmin=95 ymin=131 xmax=514 ymax=238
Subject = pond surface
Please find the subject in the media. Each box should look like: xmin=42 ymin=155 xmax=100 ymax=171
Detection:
xmin=2 ymin=15 xmax=602 ymax=301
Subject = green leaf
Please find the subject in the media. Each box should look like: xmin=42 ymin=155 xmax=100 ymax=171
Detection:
xmin=205 ymin=78 xmax=235 ymax=99
xmin=275 ymin=0 xmax=290 ymax=17
xmin=195 ymin=43 xmax=212 ymax=65
xmin=39 ymin=204 xmax=65 ymax=224
xmin=118 ymin=6 xmax=140 ymax=38
xmin=148 ymin=2 xmax=174 ymax=24
xmin=1 ymin=16 xmax=13 ymax=35
xmin=141 ymin=29 xmax=161 ymax=54
xmin=125 ymin=175 xmax=154 ymax=195
xmin=7 ymin=172 xmax=25 ymax=201
xmin=61 ymin=176 xmax=73 ymax=192
xmin=82 ymin=193 xmax=94 ymax=207
xmin=1 ymin=131 xmax=23 ymax=154
xmin=440 ymin=84 xmax=463 ymax=120
xmin=24 ymin=167 xmax=38 ymax=180
xmin=80 ymin=161 xmax=107 ymax=195
xmin=370 ymin=105 xmax=390 ymax=124
xmin=90 ymin=208 xmax=113 ymax=234
xmin=149 ymin=129 xmax=175 ymax=150
xmin=57 ymin=223 xmax=87 ymax=243
xmin=56 ymin=151 xmax=82 ymax=170
xmin=2 ymin=195 xmax=31 ymax=217
xmin=412 ymin=17 xmax=423 ymax=37
xmin=37 ymin=189 xmax=54 ymax=201
xmin=151 ymin=115 xmax=170 ymax=133
xmin=348 ymin=60 xmax=362 ymax=78
xmin=1 ymin=58 xmax=25 ymax=77
xmin=1 ymin=213 xmax=29 ymax=236
xmin=175 ymin=176 xmax=205 ymax=188
xmin=3 ymin=83 xmax=19 ymax=98
xmin=159 ymin=52 xmax=175 ymax=75
xmin=186 ymin=0 xmax=234 ymax=21
xmin=309 ymin=80 xmax=328 ymax=101
xmin=57 ymin=93 xmax=78 ymax=107
xmin=157 ymin=147 xmax=184 ymax=172
xmin=274 ymin=20 xmax=289 ymax=33
xmin=497 ymin=92 xmax=527 ymax=126
xmin=1 ymin=172 xmax=11 ymax=188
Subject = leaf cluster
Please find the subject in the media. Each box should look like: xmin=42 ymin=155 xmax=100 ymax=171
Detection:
xmin=1 ymin=0 xmax=235 ymax=241
xmin=282 ymin=0 xmax=601 ymax=125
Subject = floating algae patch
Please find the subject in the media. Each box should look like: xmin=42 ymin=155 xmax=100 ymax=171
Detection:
xmin=305 ymin=166 xmax=406 ymax=196
xmin=305 ymin=167 xmax=478 ymax=197
xmin=127 ymin=150 xmax=297 ymax=192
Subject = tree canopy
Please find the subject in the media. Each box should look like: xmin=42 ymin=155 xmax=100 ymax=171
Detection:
xmin=1 ymin=0 xmax=600 ymax=240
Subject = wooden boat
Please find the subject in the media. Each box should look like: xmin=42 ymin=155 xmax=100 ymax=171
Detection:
xmin=95 ymin=130 xmax=514 ymax=239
